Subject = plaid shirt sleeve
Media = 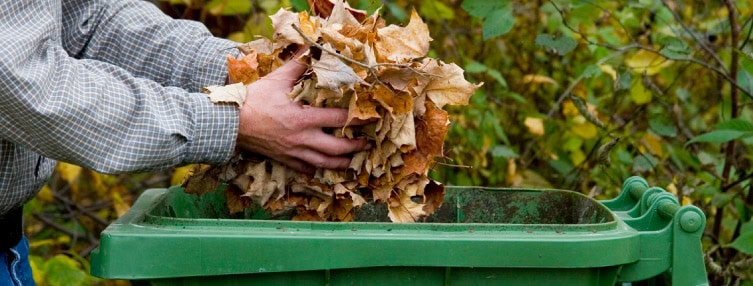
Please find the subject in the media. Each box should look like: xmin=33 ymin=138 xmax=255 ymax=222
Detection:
xmin=0 ymin=0 xmax=239 ymax=174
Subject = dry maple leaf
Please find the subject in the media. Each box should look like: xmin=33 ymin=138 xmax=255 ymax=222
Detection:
xmin=203 ymin=83 xmax=246 ymax=107
xmin=420 ymin=59 xmax=482 ymax=109
xmin=388 ymin=189 xmax=426 ymax=223
xmin=227 ymin=53 xmax=259 ymax=85
xmin=312 ymin=48 xmax=368 ymax=93
xmin=374 ymin=9 xmax=431 ymax=63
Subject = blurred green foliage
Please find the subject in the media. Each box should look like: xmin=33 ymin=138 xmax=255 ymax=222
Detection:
xmin=25 ymin=0 xmax=753 ymax=284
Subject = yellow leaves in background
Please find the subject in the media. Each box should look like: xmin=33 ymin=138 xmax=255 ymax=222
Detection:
xmin=562 ymin=99 xmax=599 ymax=140
xmin=56 ymin=163 xmax=82 ymax=194
xmin=630 ymin=77 xmax=652 ymax=105
xmin=599 ymin=64 xmax=617 ymax=81
xmin=37 ymin=185 xmax=54 ymax=203
xmin=110 ymin=187 xmax=131 ymax=218
xmin=625 ymin=49 xmax=671 ymax=76
xmin=48 ymin=162 xmax=134 ymax=219
xmin=641 ymin=132 xmax=665 ymax=158
xmin=524 ymin=117 xmax=545 ymax=136
xmin=571 ymin=120 xmax=598 ymax=140
xmin=522 ymin=74 xmax=558 ymax=86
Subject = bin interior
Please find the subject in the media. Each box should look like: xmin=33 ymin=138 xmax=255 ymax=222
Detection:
xmin=150 ymin=186 xmax=614 ymax=226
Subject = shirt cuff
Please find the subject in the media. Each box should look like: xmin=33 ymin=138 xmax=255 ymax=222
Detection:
xmin=184 ymin=92 xmax=240 ymax=165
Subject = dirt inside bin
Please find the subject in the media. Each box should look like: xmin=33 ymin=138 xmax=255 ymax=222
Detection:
xmin=354 ymin=188 xmax=613 ymax=224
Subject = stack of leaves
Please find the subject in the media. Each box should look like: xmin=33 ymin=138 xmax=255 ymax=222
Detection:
xmin=189 ymin=0 xmax=480 ymax=222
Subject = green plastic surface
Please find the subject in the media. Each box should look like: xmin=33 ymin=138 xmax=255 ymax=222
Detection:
xmin=91 ymin=177 xmax=708 ymax=285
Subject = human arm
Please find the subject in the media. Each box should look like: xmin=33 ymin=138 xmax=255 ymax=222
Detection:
xmin=0 ymin=2 xmax=237 ymax=173
xmin=61 ymin=0 xmax=370 ymax=172
xmin=61 ymin=0 xmax=233 ymax=92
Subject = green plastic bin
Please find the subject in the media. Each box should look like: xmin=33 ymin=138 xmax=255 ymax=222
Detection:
xmin=90 ymin=177 xmax=708 ymax=285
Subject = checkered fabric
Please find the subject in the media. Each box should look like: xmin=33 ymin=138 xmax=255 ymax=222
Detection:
xmin=0 ymin=0 xmax=240 ymax=215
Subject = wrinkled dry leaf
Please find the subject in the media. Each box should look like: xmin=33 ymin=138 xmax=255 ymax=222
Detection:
xmin=347 ymin=91 xmax=380 ymax=124
xmin=203 ymin=83 xmax=246 ymax=107
xmin=416 ymin=100 xmax=449 ymax=158
xmin=271 ymin=8 xmax=306 ymax=47
xmin=374 ymin=84 xmax=413 ymax=114
xmin=420 ymin=59 xmax=481 ymax=109
xmin=388 ymin=190 xmax=426 ymax=223
xmin=312 ymin=48 xmax=368 ymax=93
xmin=227 ymin=53 xmax=259 ymax=85
xmin=307 ymin=0 xmax=367 ymax=23
xmin=375 ymin=9 xmax=431 ymax=62
xmin=225 ymin=185 xmax=252 ymax=214
xmin=422 ymin=180 xmax=445 ymax=214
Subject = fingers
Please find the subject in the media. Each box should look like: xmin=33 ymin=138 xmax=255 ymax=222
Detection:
xmin=291 ymin=148 xmax=354 ymax=170
xmin=302 ymin=131 xmax=370 ymax=156
xmin=278 ymin=157 xmax=316 ymax=175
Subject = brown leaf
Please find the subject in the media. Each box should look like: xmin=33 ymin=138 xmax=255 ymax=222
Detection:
xmin=373 ymin=84 xmax=413 ymax=114
xmin=227 ymin=53 xmax=259 ymax=85
xmin=348 ymin=151 xmax=369 ymax=173
xmin=375 ymin=9 xmax=431 ymax=62
xmin=235 ymin=161 xmax=277 ymax=207
xmin=322 ymin=0 xmax=363 ymax=28
xmin=312 ymin=47 xmax=367 ymax=93
xmin=238 ymin=38 xmax=276 ymax=56
xmin=236 ymin=38 xmax=282 ymax=76
xmin=307 ymin=0 xmax=367 ymax=22
xmin=422 ymin=180 xmax=445 ymax=215
xmin=372 ymin=185 xmax=392 ymax=202
xmin=401 ymin=151 xmax=431 ymax=176
xmin=264 ymin=198 xmax=286 ymax=212
xmin=419 ymin=59 xmax=481 ymax=109
xmin=298 ymin=12 xmax=320 ymax=40
xmin=225 ymin=185 xmax=252 ymax=214
xmin=182 ymin=164 xmax=220 ymax=195
xmin=271 ymin=8 xmax=306 ymax=47
xmin=378 ymin=66 xmax=418 ymax=93
xmin=320 ymin=27 xmax=367 ymax=63
xmin=416 ymin=100 xmax=449 ymax=158
xmin=332 ymin=196 xmax=354 ymax=221
xmin=387 ymin=189 xmax=425 ymax=222
xmin=388 ymin=112 xmax=416 ymax=152
xmin=347 ymin=90 xmax=380 ymax=124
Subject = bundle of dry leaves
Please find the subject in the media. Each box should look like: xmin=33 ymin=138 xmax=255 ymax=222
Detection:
xmin=187 ymin=0 xmax=480 ymax=222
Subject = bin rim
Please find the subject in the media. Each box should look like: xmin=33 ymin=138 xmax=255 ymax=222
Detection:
xmin=91 ymin=188 xmax=642 ymax=280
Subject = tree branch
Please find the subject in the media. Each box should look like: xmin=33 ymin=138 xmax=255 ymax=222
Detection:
xmin=635 ymin=45 xmax=753 ymax=100
xmin=716 ymin=0 xmax=742 ymax=243
xmin=546 ymin=45 xmax=637 ymax=118
xmin=661 ymin=0 xmax=728 ymax=71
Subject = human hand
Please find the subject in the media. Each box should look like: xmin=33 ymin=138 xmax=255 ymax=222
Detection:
xmin=235 ymin=57 xmax=370 ymax=173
